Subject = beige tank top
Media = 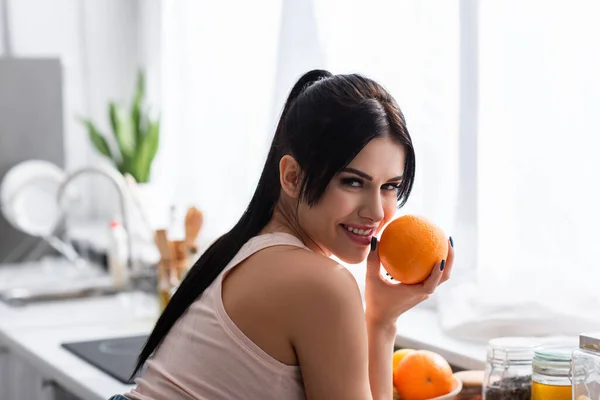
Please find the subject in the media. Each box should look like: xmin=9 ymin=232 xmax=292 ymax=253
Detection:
xmin=126 ymin=232 xmax=306 ymax=400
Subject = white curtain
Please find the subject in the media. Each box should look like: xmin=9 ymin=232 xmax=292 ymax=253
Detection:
xmin=310 ymin=0 xmax=462 ymax=298
xmin=155 ymin=0 xmax=461 ymax=260
xmin=153 ymin=0 xmax=283 ymax=244
xmin=313 ymin=0 xmax=460 ymax=239
xmin=155 ymin=0 xmax=600 ymax=339
xmin=439 ymin=0 xmax=600 ymax=341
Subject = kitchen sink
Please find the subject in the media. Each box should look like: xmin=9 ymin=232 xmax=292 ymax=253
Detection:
xmin=0 ymin=257 xmax=119 ymax=307
xmin=0 ymin=284 xmax=123 ymax=306
xmin=0 ymin=257 xmax=156 ymax=307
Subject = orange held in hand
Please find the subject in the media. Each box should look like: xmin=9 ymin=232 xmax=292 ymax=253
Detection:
xmin=393 ymin=350 xmax=455 ymax=400
xmin=378 ymin=214 xmax=447 ymax=284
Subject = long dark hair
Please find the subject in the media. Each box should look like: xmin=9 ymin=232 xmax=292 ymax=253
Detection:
xmin=133 ymin=69 xmax=416 ymax=375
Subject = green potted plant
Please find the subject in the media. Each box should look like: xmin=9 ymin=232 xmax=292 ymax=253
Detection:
xmin=79 ymin=69 xmax=160 ymax=183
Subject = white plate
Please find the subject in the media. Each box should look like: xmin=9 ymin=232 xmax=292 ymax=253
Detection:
xmin=0 ymin=160 xmax=75 ymax=236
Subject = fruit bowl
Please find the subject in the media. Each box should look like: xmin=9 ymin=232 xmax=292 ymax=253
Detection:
xmin=429 ymin=375 xmax=463 ymax=399
xmin=393 ymin=375 xmax=463 ymax=400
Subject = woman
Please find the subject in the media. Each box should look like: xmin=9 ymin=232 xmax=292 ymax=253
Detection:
xmin=115 ymin=69 xmax=454 ymax=400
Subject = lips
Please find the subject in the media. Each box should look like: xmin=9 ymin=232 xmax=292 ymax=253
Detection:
xmin=340 ymin=224 xmax=376 ymax=246
xmin=341 ymin=224 xmax=375 ymax=237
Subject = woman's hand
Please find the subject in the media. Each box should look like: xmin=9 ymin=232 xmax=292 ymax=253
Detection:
xmin=364 ymin=237 xmax=454 ymax=328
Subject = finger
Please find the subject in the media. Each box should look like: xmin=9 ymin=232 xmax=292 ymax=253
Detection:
xmin=392 ymin=282 xmax=430 ymax=304
xmin=422 ymin=260 xmax=445 ymax=294
xmin=440 ymin=237 xmax=455 ymax=284
xmin=365 ymin=237 xmax=382 ymax=279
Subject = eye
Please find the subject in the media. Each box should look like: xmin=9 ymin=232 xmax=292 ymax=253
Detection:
xmin=341 ymin=177 xmax=363 ymax=188
xmin=381 ymin=183 xmax=401 ymax=191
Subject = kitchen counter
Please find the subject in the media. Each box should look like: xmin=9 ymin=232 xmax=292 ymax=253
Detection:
xmin=0 ymin=291 xmax=158 ymax=400
xmin=0 ymin=266 xmax=486 ymax=400
xmin=394 ymin=306 xmax=486 ymax=370
xmin=0 ymin=301 xmax=485 ymax=400
xmin=1 ymin=316 xmax=153 ymax=400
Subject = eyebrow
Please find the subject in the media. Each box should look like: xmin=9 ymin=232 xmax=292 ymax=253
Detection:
xmin=341 ymin=167 xmax=403 ymax=182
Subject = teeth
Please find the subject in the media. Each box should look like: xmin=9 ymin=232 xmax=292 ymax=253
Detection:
xmin=344 ymin=225 xmax=372 ymax=236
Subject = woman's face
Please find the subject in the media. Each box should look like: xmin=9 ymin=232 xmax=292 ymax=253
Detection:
xmin=298 ymin=136 xmax=406 ymax=264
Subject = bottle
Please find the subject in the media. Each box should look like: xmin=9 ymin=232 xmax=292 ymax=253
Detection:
xmin=531 ymin=344 xmax=575 ymax=400
xmin=108 ymin=220 xmax=129 ymax=289
xmin=571 ymin=332 xmax=600 ymax=400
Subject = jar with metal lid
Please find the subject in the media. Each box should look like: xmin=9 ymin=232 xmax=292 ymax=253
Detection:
xmin=531 ymin=344 xmax=574 ymax=400
xmin=482 ymin=337 xmax=538 ymax=400
xmin=572 ymin=332 xmax=600 ymax=400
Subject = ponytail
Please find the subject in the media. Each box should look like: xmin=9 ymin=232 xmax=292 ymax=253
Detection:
xmin=132 ymin=69 xmax=332 ymax=376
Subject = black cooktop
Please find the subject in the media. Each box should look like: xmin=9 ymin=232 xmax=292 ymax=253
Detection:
xmin=62 ymin=335 xmax=148 ymax=384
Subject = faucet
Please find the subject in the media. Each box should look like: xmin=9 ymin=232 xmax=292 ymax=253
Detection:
xmin=56 ymin=165 xmax=134 ymax=271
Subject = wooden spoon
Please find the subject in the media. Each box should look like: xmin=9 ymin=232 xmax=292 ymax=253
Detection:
xmin=154 ymin=229 xmax=173 ymax=301
xmin=184 ymin=206 xmax=203 ymax=253
xmin=154 ymin=229 xmax=172 ymax=261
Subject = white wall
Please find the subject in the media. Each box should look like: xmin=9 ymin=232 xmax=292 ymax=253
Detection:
xmin=2 ymin=0 xmax=91 ymax=172
xmin=0 ymin=0 xmax=159 ymax=219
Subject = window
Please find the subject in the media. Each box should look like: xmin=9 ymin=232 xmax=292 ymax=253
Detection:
xmin=151 ymin=0 xmax=600 ymax=338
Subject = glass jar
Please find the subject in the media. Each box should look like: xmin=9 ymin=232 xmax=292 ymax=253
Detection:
xmin=572 ymin=332 xmax=600 ymax=400
xmin=483 ymin=337 xmax=538 ymax=400
xmin=532 ymin=344 xmax=574 ymax=400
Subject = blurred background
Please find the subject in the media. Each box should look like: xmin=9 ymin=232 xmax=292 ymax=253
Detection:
xmin=1 ymin=1 xmax=600 ymax=398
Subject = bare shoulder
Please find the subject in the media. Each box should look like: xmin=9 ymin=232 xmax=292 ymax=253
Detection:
xmin=270 ymin=246 xmax=362 ymax=305
xmin=222 ymin=245 xmax=362 ymax=322
xmin=266 ymin=247 xmax=365 ymax=336
xmin=272 ymin=248 xmax=371 ymax=398
xmin=223 ymin=244 xmax=368 ymax=374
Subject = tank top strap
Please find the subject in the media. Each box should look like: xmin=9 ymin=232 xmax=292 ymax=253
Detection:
xmin=222 ymin=232 xmax=309 ymax=275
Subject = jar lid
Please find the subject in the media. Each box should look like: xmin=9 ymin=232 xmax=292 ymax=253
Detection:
xmin=534 ymin=345 xmax=574 ymax=363
xmin=579 ymin=332 xmax=600 ymax=351
xmin=487 ymin=336 xmax=541 ymax=362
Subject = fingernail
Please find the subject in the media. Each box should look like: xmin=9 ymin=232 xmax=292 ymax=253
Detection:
xmin=371 ymin=237 xmax=377 ymax=251
xmin=440 ymin=259 xmax=446 ymax=271
xmin=449 ymin=236 xmax=454 ymax=248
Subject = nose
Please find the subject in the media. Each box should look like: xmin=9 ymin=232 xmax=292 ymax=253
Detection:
xmin=358 ymin=190 xmax=385 ymax=223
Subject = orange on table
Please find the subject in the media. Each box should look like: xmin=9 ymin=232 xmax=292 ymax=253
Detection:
xmin=392 ymin=348 xmax=415 ymax=372
xmin=393 ymin=350 xmax=455 ymax=400
xmin=379 ymin=214 xmax=448 ymax=284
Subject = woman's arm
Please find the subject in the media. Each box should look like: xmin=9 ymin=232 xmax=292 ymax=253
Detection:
xmin=292 ymin=287 xmax=398 ymax=400
xmin=286 ymin=240 xmax=454 ymax=400
xmin=366 ymin=319 xmax=396 ymax=399
xmin=287 ymin=257 xmax=373 ymax=400
xmin=363 ymin=239 xmax=454 ymax=399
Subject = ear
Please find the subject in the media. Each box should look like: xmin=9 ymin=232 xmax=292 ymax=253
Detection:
xmin=279 ymin=155 xmax=302 ymax=199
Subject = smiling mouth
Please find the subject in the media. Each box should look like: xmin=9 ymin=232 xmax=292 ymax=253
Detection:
xmin=341 ymin=224 xmax=374 ymax=237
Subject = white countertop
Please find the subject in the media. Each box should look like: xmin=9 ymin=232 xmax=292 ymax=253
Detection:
xmin=394 ymin=306 xmax=486 ymax=370
xmin=0 ymin=265 xmax=486 ymax=400
xmin=2 ymin=317 xmax=154 ymax=400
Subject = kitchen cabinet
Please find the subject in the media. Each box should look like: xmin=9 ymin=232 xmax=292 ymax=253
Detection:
xmin=0 ymin=346 xmax=12 ymax=400
xmin=0 ymin=345 xmax=82 ymax=400
xmin=0 ymin=264 xmax=158 ymax=400
xmin=0 ymin=347 xmax=49 ymax=400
